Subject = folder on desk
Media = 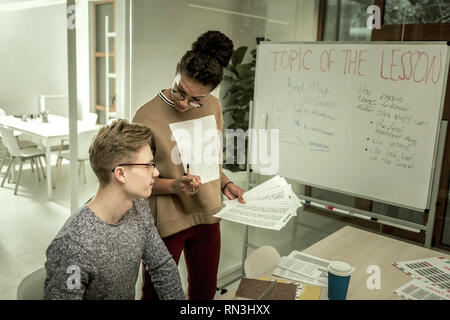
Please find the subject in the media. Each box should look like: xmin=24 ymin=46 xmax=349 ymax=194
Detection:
xmin=235 ymin=277 xmax=322 ymax=300
xmin=236 ymin=278 xmax=297 ymax=300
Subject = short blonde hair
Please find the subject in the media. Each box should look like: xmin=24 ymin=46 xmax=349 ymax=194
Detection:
xmin=89 ymin=119 xmax=152 ymax=185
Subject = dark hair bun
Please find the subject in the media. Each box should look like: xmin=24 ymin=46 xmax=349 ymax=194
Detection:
xmin=192 ymin=30 xmax=234 ymax=67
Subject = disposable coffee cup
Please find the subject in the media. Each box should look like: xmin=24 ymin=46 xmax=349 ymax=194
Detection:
xmin=327 ymin=261 xmax=355 ymax=300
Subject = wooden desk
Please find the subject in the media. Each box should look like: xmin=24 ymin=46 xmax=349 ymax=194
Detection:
xmin=219 ymin=226 xmax=450 ymax=300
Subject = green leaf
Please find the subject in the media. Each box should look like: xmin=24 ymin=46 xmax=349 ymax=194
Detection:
xmin=222 ymin=37 xmax=266 ymax=139
xmin=236 ymin=64 xmax=254 ymax=79
xmin=222 ymin=75 xmax=235 ymax=82
xmin=223 ymin=107 xmax=242 ymax=114
xmin=226 ymin=65 xmax=239 ymax=77
xmin=232 ymin=46 xmax=248 ymax=65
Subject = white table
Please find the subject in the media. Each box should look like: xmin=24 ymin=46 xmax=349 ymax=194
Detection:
xmin=0 ymin=115 xmax=97 ymax=200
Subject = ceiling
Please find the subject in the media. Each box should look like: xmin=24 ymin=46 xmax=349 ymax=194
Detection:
xmin=0 ymin=0 xmax=40 ymax=4
xmin=0 ymin=0 xmax=66 ymax=11
xmin=0 ymin=0 xmax=60 ymax=5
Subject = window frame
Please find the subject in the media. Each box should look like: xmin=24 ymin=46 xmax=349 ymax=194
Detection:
xmin=93 ymin=0 xmax=117 ymax=113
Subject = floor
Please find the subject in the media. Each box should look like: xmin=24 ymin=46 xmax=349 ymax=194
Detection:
xmin=0 ymin=155 xmax=67 ymax=299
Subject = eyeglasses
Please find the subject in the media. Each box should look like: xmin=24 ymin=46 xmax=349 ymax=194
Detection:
xmin=171 ymin=78 xmax=209 ymax=108
xmin=111 ymin=162 xmax=156 ymax=172
xmin=171 ymin=88 xmax=207 ymax=108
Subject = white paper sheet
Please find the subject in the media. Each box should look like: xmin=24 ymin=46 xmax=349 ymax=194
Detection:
xmin=215 ymin=201 xmax=295 ymax=230
xmin=394 ymin=278 xmax=450 ymax=300
xmin=245 ymin=184 xmax=301 ymax=204
xmin=215 ymin=176 xmax=303 ymax=230
xmin=272 ymin=267 xmax=328 ymax=288
xmin=393 ymin=257 xmax=450 ymax=290
xmin=222 ymin=182 xmax=297 ymax=207
xmin=272 ymin=251 xmax=330 ymax=287
xmin=243 ymin=175 xmax=288 ymax=200
xmin=169 ymin=115 xmax=220 ymax=184
xmin=287 ymin=251 xmax=331 ymax=268
xmin=223 ymin=176 xmax=297 ymax=205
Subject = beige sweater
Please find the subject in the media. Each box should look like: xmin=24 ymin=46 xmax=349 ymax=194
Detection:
xmin=133 ymin=91 xmax=223 ymax=238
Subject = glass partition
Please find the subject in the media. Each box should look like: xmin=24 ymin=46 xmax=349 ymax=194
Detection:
xmin=0 ymin=1 xmax=75 ymax=299
xmin=323 ymin=0 xmax=373 ymax=41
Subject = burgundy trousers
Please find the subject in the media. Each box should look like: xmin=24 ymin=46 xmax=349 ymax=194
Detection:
xmin=141 ymin=222 xmax=221 ymax=300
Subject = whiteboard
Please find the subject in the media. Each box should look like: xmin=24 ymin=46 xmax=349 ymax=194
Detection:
xmin=251 ymin=42 xmax=449 ymax=210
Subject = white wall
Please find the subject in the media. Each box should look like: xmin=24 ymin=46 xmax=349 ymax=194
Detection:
xmin=131 ymin=0 xmax=268 ymax=114
xmin=0 ymin=0 xmax=129 ymax=123
xmin=0 ymin=4 xmax=68 ymax=116
xmin=0 ymin=1 xmax=90 ymax=121
xmin=266 ymin=0 xmax=319 ymax=41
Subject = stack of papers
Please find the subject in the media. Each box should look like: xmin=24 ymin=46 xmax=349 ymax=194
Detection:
xmin=272 ymin=250 xmax=330 ymax=288
xmin=214 ymin=176 xmax=302 ymax=230
xmin=393 ymin=257 xmax=450 ymax=300
xmin=394 ymin=279 xmax=450 ymax=300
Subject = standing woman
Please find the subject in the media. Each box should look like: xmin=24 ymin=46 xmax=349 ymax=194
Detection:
xmin=133 ymin=30 xmax=246 ymax=300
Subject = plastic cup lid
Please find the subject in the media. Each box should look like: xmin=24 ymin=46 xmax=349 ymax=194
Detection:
xmin=328 ymin=261 xmax=355 ymax=276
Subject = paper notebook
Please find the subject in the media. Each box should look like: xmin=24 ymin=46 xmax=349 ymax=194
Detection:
xmin=236 ymin=278 xmax=297 ymax=300
xmin=235 ymin=277 xmax=322 ymax=300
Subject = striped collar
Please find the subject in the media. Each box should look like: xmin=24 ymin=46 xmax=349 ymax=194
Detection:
xmin=158 ymin=90 xmax=174 ymax=108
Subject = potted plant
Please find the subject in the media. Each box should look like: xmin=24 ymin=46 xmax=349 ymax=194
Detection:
xmin=222 ymin=37 xmax=267 ymax=172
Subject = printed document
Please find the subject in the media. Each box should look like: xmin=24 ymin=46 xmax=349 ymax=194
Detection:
xmin=272 ymin=251 xmax=330 ymax=287
xmin=393 ymin=256 xmax=450 ymax=290
xmin=214 ymin=176 xmax=302 ymax=230
xmin=394 ymin=278 xmax=450 ymax=300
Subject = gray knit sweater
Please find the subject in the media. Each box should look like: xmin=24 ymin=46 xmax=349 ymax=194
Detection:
xmin=44 ymin=199 xmax=185 ymax=300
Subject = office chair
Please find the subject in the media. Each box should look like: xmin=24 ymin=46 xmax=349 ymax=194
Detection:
xmin=54 ymin=129 xmax=98 ymax=187
xmin=244 ymin=245 xmax=281 ymax=278
xmin=0 ymin=108 xmax=38 ymax=175
xmin=0 ymin=127 xmax=46 ymax=195
xmin=17 ymin=267 xmax=46 ymax=300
